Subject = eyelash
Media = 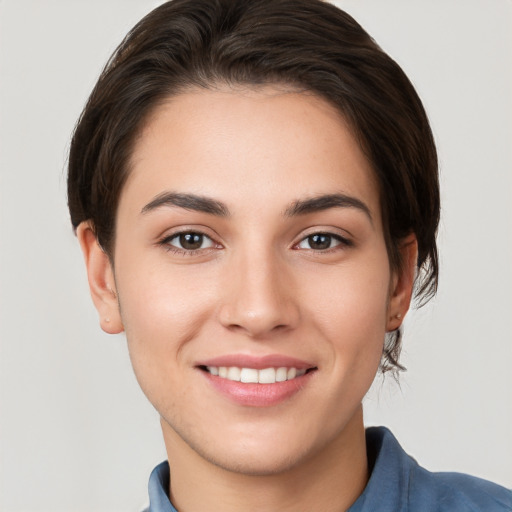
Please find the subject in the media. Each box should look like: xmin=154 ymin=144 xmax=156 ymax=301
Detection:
xmin=294 ymin=232 xmax=353 ymax=252
xmin=158 ymin=231 xmax=219 ymax=255
xmin=158 ymin=230 xmax=353 ymax=255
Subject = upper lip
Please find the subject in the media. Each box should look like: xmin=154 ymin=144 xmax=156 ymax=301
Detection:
xmin=196 ymin=354 xmax=315 ymax=370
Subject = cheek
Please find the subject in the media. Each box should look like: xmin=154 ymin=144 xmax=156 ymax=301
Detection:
xmin=118 ymin=254 xmax=217 ymax=333
xmin=115 ymin=261 xmax=218 ymax=396
xmin=306 ymin=256 xmax=391 ymax=369
xmin=311 ymin=256 xmax=390 ymax=321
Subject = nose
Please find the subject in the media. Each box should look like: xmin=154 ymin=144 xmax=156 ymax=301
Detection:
xmin=218 ymin=249 xmax=300 ymax=338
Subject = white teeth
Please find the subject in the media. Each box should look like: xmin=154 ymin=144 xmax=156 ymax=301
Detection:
xmin=276 ymin=367 xmax=288 ymax=382
xmin=240 ymin=368 xmax=259 ymax=383
xmin=227 ymin=366 xmax=241 ymax=381
xmin=258 ymin=368 xmax=276 ymax=384
xmin=206 ymin=366 xmax=308 ymax=384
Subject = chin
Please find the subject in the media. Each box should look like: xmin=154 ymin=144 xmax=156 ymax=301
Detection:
xmin=169 ymin=413 xmax=339 ymax=477
xmin=196 ymin=439 xmax=313 ymax=477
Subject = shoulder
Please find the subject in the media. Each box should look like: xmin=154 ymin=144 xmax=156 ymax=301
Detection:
xmin=411 ymin=464 xmax=512 ymax=511
xmin=355 ymin=427 xmax=512 ymax=512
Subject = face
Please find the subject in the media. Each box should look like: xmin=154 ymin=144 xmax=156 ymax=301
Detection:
xmin=81 ymin=86 xmax=413 ymax=475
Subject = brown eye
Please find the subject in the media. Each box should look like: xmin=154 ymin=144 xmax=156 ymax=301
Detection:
xmin=179 ymin=233 xmax=203 ymax=250
xmin=307 ymin=234 xmax=332 ymax=250
xmin=167 ymin=232 xmax=215 ymax=251
xmin=296 ymin=233 xmax=350 ymax=251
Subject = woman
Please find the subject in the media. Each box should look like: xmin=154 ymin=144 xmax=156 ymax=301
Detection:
xmin=67 ymin=0 xmax=512 ymax=510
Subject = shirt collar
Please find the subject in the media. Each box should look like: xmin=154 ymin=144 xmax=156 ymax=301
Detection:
xmin=146 ymin=460 xmax=177 ymax=512
xmin=348 ymin=426 xmax=413 ymax=512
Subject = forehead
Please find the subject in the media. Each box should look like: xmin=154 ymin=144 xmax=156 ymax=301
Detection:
xmin=122 ymin=86 xmax=380 ymax=219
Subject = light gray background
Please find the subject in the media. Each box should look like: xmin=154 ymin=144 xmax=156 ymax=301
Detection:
xmin=1 ymin=1 xmax=511 ymax=511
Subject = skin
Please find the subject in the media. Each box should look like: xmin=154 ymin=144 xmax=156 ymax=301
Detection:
xmin=78 ymin=86 xmax=417 ymax=512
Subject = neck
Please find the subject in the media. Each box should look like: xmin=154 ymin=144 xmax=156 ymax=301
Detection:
xmin=162 ymin=406 xmax=368 ymax=512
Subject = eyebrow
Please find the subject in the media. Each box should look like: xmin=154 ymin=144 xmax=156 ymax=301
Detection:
xmin=141 ymin=191 xmax=372 ymax=222
xmin=141 ymin=192 xmax=230 ymax=217
xmin=284 ymin=193 xmax=373 ymax=222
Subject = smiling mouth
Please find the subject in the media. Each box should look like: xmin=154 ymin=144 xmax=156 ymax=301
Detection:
xmin=199 ymin=365 xmax=316 ymax=384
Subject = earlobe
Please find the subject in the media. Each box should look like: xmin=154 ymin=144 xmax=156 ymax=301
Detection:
xmin=386 ymin=234 xmax=418 ymax=332
xmin=76 ymin=222 xmax=124 ymax=334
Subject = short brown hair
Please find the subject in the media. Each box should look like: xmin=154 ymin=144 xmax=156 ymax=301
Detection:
xmin=68 ymin=0 xmax=439 ymax=373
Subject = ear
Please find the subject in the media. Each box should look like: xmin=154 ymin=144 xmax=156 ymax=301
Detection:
xmin=76 ymin=222 xmax=124 ymax=334
xmin=386 ymin=234 xmax=418 ymax=332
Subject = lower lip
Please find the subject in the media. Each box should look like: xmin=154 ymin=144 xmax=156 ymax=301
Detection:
xmin=201 ymin=370 xmax=314 ymax=407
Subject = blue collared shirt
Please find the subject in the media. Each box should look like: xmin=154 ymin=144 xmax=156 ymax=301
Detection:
xmin=144 ymin=427 xmax=512 ymax=511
